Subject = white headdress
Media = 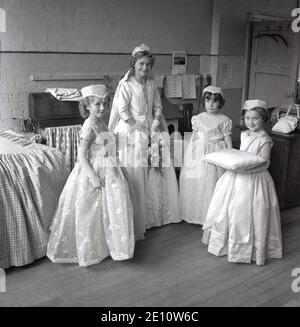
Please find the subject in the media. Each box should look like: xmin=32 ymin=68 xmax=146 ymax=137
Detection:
xmin=242 ymin=99 xmax=267 ymax=112
xmin=203 ymin=85 xmax=224 ymax=97
xmin=81 ymin=84 xmax=109 ymax=99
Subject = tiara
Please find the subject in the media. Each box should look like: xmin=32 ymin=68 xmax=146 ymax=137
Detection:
xmin=132 ymin=43 xmax=151 ymax=56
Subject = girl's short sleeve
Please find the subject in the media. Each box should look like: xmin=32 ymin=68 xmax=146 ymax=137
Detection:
xmin=80 ymin=125 xmax=93 ymax=142
xmin=259 ymin=135 xmax=273 ymax=151
xmin=258 ymin=135 xmax=273 ymax=162
xmin=222 ymin=118 xmax=233 ymax=136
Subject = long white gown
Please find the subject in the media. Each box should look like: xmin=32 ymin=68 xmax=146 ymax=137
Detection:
xmin=109 ymin=71 xmax=181 ymax=238
xmin=47 ymin=118 xmax=135 ymax=267
xmin=202 ymin=130 xmax=283 ymax=266
xmin=179 ymin=112 xmax=232 ymax=225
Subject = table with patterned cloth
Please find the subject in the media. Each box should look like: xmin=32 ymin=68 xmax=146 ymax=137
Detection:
xmin=44 ymin=125 xmax=82 ymax=171
xmin=0 ymin=131 xmax=69 ymax=269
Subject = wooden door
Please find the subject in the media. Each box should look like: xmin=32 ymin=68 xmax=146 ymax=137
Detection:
xmin=248 ymin=20 xmax=299 ymax=108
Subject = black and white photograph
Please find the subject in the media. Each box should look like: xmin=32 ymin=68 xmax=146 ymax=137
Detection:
xmin=0 ymin=0 xmax=300 ymax=313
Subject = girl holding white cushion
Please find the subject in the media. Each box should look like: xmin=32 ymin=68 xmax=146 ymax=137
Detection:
xmin=202 ymin=99 xmax=283 ymax=266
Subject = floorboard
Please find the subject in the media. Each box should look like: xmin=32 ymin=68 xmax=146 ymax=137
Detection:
xmin=1 ymin=207 xmax=300 ymax=307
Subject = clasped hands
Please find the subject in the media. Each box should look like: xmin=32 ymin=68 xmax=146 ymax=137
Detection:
xmin=90 ymin=176 xmax=105 ymax=190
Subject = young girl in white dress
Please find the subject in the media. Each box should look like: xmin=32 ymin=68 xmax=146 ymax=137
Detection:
xmin=179 ymin=86 xmax=232 ymax=225
xmin=202 ymin=99 xmax=283 ymax=266
xmin=47 ymin=84 xmax=135 ymax=267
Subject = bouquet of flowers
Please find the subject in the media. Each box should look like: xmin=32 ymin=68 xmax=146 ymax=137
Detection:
xmin=148 ymin=135 xmax=163 ymax=172
xmin=146 ymin=135 xmax=164 ymax=227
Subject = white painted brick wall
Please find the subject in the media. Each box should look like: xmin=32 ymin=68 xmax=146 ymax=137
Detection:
xmin=0 ymin=52 xmax=200 ymax=128
xmin=0 ymin=0 xmax=211 ymax=131
xmin=1 ymin=0 xmax=213 ymax=52
xmin=0 ymin=0 xmax=296 ymax=131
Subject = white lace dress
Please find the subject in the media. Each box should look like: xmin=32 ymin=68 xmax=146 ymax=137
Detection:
xmin=202 ymin=131 xmax=283 ymax=266
xmin=179 ymin=112 xmax=232 ymax=225
xmin=46 ymin=118 xmax=135 ymax=267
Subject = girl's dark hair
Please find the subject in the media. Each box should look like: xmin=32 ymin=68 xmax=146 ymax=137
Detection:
xmin=241 ymin=107 xmax=268 ymax=123
xmin=129 ymin=51 xmax=155 ymax=69
xmin=201 ymin=91 xmax=225 ymax=109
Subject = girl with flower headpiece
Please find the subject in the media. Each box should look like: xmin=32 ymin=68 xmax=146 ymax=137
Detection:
xmin=47 ymin=84 xmax=135 ymax=267
xmin=202 ymin=99 xmax=282 ymax=265
xmin=109 ymin=44 xmax=181 ymax=239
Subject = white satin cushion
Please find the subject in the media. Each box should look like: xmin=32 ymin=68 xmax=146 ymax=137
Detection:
xmin=204 ymin=148 xmax=267 ymax=172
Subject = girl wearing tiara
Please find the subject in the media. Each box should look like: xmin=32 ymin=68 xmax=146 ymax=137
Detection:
xmin=179 ymin=86 xmax=233 ymax=225
xmin=47 ymin=84 xmax=135 ymax=267
xmin=203 ymin=99 xmax=283 ymax=265
xmin=109 ymin=43 xmax=180 ymax=239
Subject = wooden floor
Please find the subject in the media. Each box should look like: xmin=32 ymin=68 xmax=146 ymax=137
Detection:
xmin=1 ymin=206 xmax=300 ymax=307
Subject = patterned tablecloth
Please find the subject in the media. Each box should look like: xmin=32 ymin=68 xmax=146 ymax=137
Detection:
xmin=44 ymin=125 xmax=82 ymax=171
xmin=0 ymin=131 xmax=69 ymax=269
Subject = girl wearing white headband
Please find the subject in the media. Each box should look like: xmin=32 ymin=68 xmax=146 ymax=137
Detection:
xmin=108 ymin=44 xmax=180 ymax=240
xmin=203 ymin=99 xmax=282 ymax=265
xmin=179 ymin=85 xmax=233 ymax=225
xmin=47 ymin=84 xmax=135 ymax=267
